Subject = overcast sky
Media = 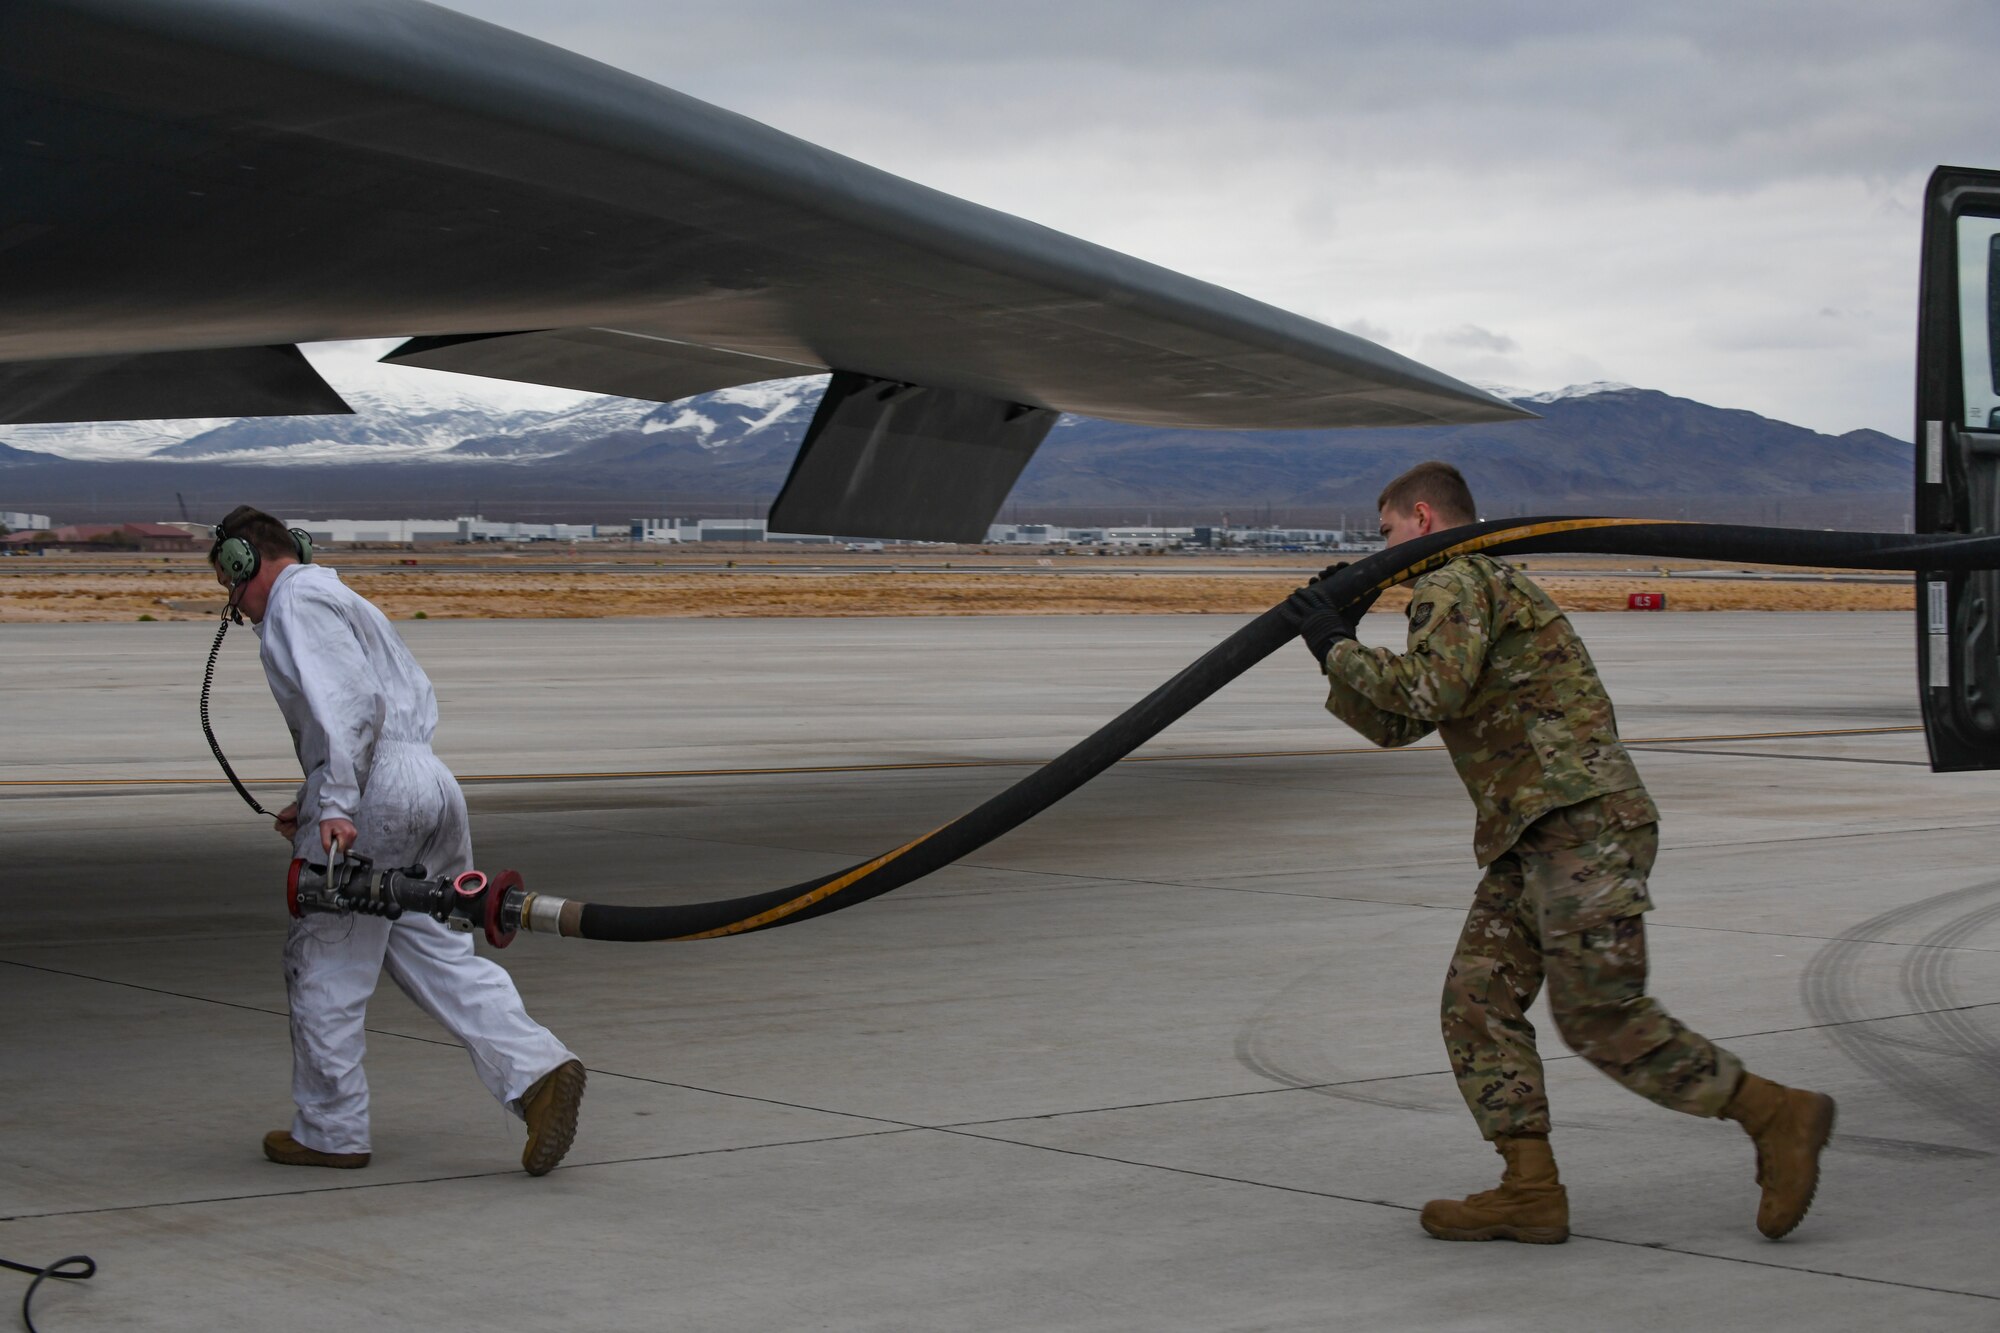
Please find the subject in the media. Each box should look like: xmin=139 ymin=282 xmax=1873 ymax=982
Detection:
xmin=407 ymin=0 xmax=2000 ymax=438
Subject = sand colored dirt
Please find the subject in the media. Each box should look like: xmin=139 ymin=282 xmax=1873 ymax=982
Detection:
xmin=0 ymin=569 xmax=1918 ymax=622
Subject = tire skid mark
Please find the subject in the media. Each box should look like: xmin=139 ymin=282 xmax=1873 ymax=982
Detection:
xmin=1233 ymin=957 xmax=1446 ymax=1115
xmin=1801 ymin=880 xmax=2000 ymax=1140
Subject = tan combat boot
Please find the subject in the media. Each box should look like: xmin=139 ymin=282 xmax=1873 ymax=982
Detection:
xmin=520 ymin=1058 xmax=587 ymax=1177
xmin=1722 ymin=1072 xmax=1836 ymax=1239
xmin=262 ymin=1129 xmax=369 ymax=1169
xmin=1419 ymin=1133 xmax=1569 ymax=1243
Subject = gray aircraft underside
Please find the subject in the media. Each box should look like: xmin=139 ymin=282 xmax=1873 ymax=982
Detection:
xmin=0 ymin=0 xmax=1527 ymax=539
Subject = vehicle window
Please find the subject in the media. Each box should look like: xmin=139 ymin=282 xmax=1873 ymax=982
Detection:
xmin=1956 ymin=214 xmax=2000 ymax=428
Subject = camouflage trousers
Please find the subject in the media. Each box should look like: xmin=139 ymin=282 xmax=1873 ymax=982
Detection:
xmin=1441 ymin=795 xmax=1744 ymax=1140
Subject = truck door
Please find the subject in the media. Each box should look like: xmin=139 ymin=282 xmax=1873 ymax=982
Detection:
xmin=1916 ymin=166 xmax=2000 ymax=770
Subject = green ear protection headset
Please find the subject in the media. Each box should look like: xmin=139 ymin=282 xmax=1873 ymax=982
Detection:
xmin=211 ymin=523 xmax=314 ymax=586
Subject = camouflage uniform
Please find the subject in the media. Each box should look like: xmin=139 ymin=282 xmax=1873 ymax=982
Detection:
xmin=1323 ymin=553 xmax=1743 ymax=1139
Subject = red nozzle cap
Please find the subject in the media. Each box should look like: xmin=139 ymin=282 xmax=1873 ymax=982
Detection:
xmin=483 ymin=870 xmax=523 ymax=949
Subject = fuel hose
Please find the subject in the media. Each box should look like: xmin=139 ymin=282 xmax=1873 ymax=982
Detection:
xmin=502 ymin=517 xmax=2000 ymax=942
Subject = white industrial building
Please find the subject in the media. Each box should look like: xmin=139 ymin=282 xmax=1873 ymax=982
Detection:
xmin=983 ymin=523 xmax=1100 ymax=545
xmin=1 ymin=510 xmax=51 ymax=532
xmin=294 ymin=516 xmax=600 ymax=544
xmin=628 ymin=518 xmax=836 ymax=544
xmin=981 ymin=524 xmax=1374 ymax=550
xmin=1226 ymin=527 xmax=1359 ymax=550
xmin=1100 ymin=526 xmax=1195 ymax=548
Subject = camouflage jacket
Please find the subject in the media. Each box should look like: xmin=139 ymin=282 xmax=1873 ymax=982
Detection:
xmin=1322 ymin=553 xmax=1657 ymax=865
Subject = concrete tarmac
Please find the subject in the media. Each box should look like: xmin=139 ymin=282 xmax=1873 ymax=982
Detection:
xmin=3 ymin=612 xmax=1996 ymax=1330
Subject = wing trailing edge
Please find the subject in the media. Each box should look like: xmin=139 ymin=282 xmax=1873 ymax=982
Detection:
xmin=0 ymin=344 xmax=349 ymax=425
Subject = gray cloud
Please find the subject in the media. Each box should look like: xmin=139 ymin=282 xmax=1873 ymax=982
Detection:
xmin=1425 ymin=326 xmax=1521 ymax=354
xmin=460 ymin=1 xmax=2000 ymax=185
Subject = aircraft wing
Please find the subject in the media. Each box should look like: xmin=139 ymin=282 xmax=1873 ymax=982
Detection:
xmin=0 ymin=0 xmax=1529 ymax=539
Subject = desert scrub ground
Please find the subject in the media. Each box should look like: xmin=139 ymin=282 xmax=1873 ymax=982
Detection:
xmin=0 ymin=567 xmax=1917 ymax=622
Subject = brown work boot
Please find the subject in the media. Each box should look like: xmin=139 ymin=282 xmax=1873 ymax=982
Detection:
xmin=520 ymin=1058 xmax=586 ymax=1177
xmin=1419 ymin=1133 xmax=1569 ymax=1243
xmin=262 ymin=1129 xmax=369 ymax=1169
xmin=1722 ymin=1072 xmax=1836 ymax=1239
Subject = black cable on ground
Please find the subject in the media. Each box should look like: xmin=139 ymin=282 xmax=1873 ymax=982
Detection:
xmin=2 ymin=1254 xmax=96 ymax=1333
xmin=507 ymin=517 xmax=2000 ymax=942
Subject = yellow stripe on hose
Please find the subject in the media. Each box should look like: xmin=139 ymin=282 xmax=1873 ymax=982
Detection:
xmin=1360 ymin=517 xmax=1681 ymax=599
xmin=670 ymin=828 xmax=943 ymax=940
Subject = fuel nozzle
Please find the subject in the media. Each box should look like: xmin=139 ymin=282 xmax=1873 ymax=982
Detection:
xmin=286 ymin=855 xmax=530 ymax=947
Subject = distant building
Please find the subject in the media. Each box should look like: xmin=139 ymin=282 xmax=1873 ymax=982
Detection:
xmin=980 ymin=522 xmax=1379 ymax=551
xmin=1 ymin=522 xmax=202 ymax=552
xmin=1221 ymin=527 xmax=1372 ymax=551
xmin=291 ymin=517 xmax=462 ymax=545
xmin=456 ymin=517 xmax=598 ymax=543
xmin=0 ymin=510 xmax=50 ymax=533
xmin=1101 ymin=526 xmax=1195 ymax=549
xmin=291 ymin=516 xmax=600 ymax=544
xmin=983 ymin=523 xmax=1079 ymax=545
xmin=630 ymin=518 xmax=688 ymax=543
xmin=627 ymin=518 xmax=835 ymax=544
xmin=703 ymin=522 xmax=770 ymax=544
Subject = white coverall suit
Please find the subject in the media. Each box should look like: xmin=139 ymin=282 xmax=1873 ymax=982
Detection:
xmin=256 ymin=563 xmax=575 ymax=1155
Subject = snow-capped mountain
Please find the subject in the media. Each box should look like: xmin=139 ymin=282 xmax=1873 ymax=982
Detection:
xmin=0 ymin=374 xmax=830 ymax=465
xmin=3 ymin=415 xmax=235 ymax=461
xmin=447 ymin=378 xmax=823 ymax=460
xmin=1475 ymin=380 xmax=1632 ymax=405
xmin=0 ymin=376 xmax=1912 ymax=530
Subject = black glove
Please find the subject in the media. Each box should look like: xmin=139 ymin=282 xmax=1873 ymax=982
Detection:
xmin=1286 ymin=582 xmax=1358 ymax=666
xmin=1311 ymin=561 xmax=1386 ymax=617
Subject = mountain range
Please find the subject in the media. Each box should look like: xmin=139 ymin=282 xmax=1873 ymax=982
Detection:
xmin=0 ymin=378 xmax=1913 ymax=529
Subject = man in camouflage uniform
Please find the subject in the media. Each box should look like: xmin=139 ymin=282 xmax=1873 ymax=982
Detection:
xmin=1287 ymin=461 xmax=1835 ymax=1244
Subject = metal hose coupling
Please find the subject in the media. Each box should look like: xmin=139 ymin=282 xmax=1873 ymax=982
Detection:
xmin=286 ymin=855 xmax=548 ymax=947
xmin=513 ymin=890 xmax=585 ymax=939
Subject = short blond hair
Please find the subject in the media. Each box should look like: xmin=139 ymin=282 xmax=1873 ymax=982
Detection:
xmin=1377 ymin=461 xmax=1476 ymax=525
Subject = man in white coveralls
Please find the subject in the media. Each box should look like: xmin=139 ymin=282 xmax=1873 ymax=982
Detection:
xmin=209 ymin=505 xmax=585 ymax=1174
